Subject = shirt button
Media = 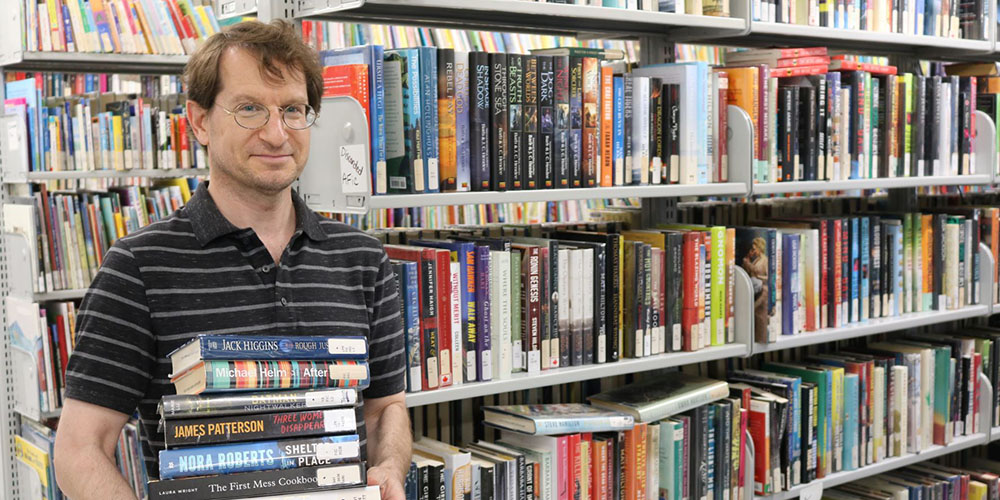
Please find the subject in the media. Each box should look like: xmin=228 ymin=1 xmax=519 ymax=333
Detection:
xmin=280 ymin=297 xmax=288 ymax=306
xmin=260 ymin=264 xmax=271 ymax=273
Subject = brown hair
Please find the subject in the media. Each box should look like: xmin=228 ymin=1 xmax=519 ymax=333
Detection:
xmin=184 ymin=20 xmax=324 ymax=113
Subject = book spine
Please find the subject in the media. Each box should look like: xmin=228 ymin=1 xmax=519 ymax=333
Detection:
xmin=490 ymin=53 xmax=509 ymax=191
xmin=582 ymin=57 xmax=600 ymax=188
xmin=508 ymin=54 xmax=525 ymax=190
xmin=600 ymin=66 xmax=614 ymax=187
xmin=164 ymin=408 xmax=357 ymax=447
xmin=523 ymin=55 xmax=539 ymax=190
xmin=148 ymin=463 xmax=366 ymax=500
xmin=554 ymin=56 xmax=571 ymax=189
xmin=437 ymin=48 xmax=457 ymax=192
xmin=470 ymin=52 xmax=491 ymax=191
xmin=193 ymin=360 xmax=369 ymax=393
xmin=194 ymin=336 xmax=367 ymax=360
xmin=419 ymin=47 xmax=440 ymax=192
xmin=475 ymin=246 xmax=493 ymax=381
xmin=539 ymin=55 xmax=555 ymax=189
xmin=454 ymin=50 xmax=470 ymax=192
xmin=158 ymin=435 xmax=361 ymax=480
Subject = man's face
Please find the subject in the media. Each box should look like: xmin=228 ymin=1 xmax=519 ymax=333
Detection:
xmin=195 ymin=47 xmax=311 ymax=195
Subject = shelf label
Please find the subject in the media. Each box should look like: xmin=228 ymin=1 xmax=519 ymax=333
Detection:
xmin=7 ymin=121 xmax=19 ymax=151
xmin=800 ymin=481 xmax=823 ymax=500
xmin=339 ymin=144 xmax=368 ymax=194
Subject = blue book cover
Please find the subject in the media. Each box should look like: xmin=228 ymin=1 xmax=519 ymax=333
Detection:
xmin=393 ymin=260 xmax=421 ymax=393
xmin=319 ymin=45 xmax=387 ymax=193
xmin=158 ymin=435 xmax=361 ymax=480
xmin=474 ymin=245 xmax=493 ymax=381
xmin=6 ymin=79 xmax=39 ymax=171
xmin=843 ymin=373 xmax=859 ymax=471
xmin=409 ymin=239 xmax=477 ymax=382
xmin=169 ymin=335 xmax=369 ymax=366
xmin=850 ymin=217 xmax=860 ymax=323
xmin=61 ymin=4 xmax=75 ymax=52
xmin=613 ymin=76 xmax=624 ymax=186
xmin=455 ymin=50 xmax=471 ymax=192
xmin=889 ymin=222 xmax=904 ymax=316
xmin=418 ymin=46 xmax=440 ymax=193
xmin=389 ymin=48 xmax=422 ymax=193
xmin=860 ymin=217 xmax=870 ymax=321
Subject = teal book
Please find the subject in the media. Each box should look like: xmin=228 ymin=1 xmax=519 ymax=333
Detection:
xmin=843 ymin=373 xmax=859 ymax=471
xmin=762 ymin=362 xmax=831 ymax=477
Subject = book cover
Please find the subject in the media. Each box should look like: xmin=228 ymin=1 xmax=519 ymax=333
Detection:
xmin=589 ymin=374 xmax=729 ymax=422
xmin=569 ymin=56 xmax=585 ymax=188
xmin=437 ymin=48 xmax=458 ymax=191
xmin=613 ymin=76 xmax=625 ymax=187
xmin=164 ymin=408 xmax=357 ymax=447
xmin=523 ymin=55 xmax=539 ymax=190
xmin=483 ymin=404 xmax=634 ymax=435
xmin=147 ymin=463 xmax=366 ymax=500
xmin=393 ymin=260 xmax=422 ymax=392
xmin=469 ymin=51 xmax=491 ymax=191
xmin=508 ymin=54 xmax=525 ymax=190
xmin=170 ymin=360 xmax=370 ymax=395
xmin=553 ymin=55 xmax=571 ymax=189
xmin=158 ymin=388 xmax=358 ymax=420
xmin=418 ymin=46 xmax=440 ymax=193
xmin=538 ymin=55 xmax=555 ymax=189
xmin=600 ymin=65 xmax=614 ymax=187
xmin=168 ymin=335 xmax=368 ymax=376
xmin=490 ymin=53 xmax=509 ymax=191
xmin=158 ymin=435 xmax=361 ymax=480
xmin=582 ymin=57 xmax=600 ymax=187
xmin=385 ymin=50 xmax=421 ymax=193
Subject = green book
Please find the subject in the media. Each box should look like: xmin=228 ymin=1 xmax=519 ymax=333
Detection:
xmin=763 ymin=362 xmax=831 ymax=477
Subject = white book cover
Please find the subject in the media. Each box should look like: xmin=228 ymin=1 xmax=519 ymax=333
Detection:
xmin=872 ymin=366 xmax=885 ymax=462
xmin=450 ymin=261 xmax=463 ymax=384
xmin=499 ymin=431 xmax=560 ymax=500
xmin=414 ymin=438 xmax=472 ymax=500
xmin=891 ymin=364 xmax=908 ymax=456
xmin=491 ymin=250 xmax=512 ymax=380
xmin=557 ymin=249 xmax=570 ymax=368
xmin=567 ymin=249 xmax=582 ymax=366
xmin=582 ymin=248 xmax=596 ymax=362
xmin=632 ymin=77 xmax=651 ymax=185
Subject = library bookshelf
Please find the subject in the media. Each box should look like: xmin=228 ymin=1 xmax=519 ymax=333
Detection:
xmin=0 ymin=0 xmax=998 ymax=498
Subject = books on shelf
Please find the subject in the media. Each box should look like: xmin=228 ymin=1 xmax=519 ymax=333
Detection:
xmin=587 ymin=373 xmax=731 ymax=422
xmin=17 ymin=0 xmax=222 ymax=55
xmin=381 ymin=220 xmax=738 ymax=392
xmin=673 ymin=198 xmax=984 ymax=343
xmin=723 ymin=49 xmax=984 ymax=184
xmin=830 ymin=461 xmax=999 ymax=500
xmin=746 ymin=0 xmax=988 ymax=40
xmin=482 ymin=404 xmax=635 ymax=435
xmin=740 ymin=334 xmax=983 ymax=495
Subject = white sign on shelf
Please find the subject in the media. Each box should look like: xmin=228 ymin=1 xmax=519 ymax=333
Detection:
xmin=339 ymin=144 xmax=369 ymax=194
xmin=800 ymin=481 xmax=824 ymax=500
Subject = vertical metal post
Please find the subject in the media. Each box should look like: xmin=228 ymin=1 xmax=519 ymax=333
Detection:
xmin=258 ymin=0 xmax=298 ymax=22
xmin=0 ymin=61 xmax=17 ymax=500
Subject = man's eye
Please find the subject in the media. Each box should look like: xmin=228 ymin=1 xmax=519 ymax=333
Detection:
xmin=240 ymin=104 xmax=263 ymax=113
xmin=285 ymin=105 xmax=305 ymax=115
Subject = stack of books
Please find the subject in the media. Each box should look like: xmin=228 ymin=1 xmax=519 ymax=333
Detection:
xmin=146 ymin=334 xmax=379 ymax=500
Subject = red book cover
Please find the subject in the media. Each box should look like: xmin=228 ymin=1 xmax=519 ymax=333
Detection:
xmin=773 ymin=56 xmax=831 ymax=68
xmin=748 ymin=400 xmax=770 ymax=495
xmin=582 ymin=57 xmax=600 ymax=187
xmin=178 ymin=116 xmax=190 ymax=169
xmin=830 ymin=219 xmax=842 ymax=328
xmin=302 ymin=20 xmax=313 ymax=48
xmin=557 ymin=435 xmax=569 ymax=500
xmin=385 ymin=245 xmax=440 ymax=390
xmin=164 ymin=0 xmax=193 ymax=49
xmin=635 ymin=423 xmax=647 ymax=500
xmin=600 ymin=65 xmax=614 ymax=187
xmin=829 ymin=59 xmax=898 ymax=75
xmin=567 ymin=433 xmax=580 ymax=500
xmin=682 ymin=232 xmax=700 ymax=351
xmin=773 ymin=64 xmax=829 ymax=78
xmin=430 ymin=248 xmax=453 ymax=387
xmin=758 ymin=65 xmax=769 ymax=185
xmin=322 ymin=64 xmax=371 ymax=130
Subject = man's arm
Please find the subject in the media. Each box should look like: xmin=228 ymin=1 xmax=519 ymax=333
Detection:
xmin=54 ymin=398 xmax=136 ymax=500
xmin=364 ymin=391 xmax=411 ymax=495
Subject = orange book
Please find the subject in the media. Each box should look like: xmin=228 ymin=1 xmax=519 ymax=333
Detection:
xmin=922 ymin=214 xmax=934 ymax=310
xmin=979 ymin=77 xmax=1000 ymax=94
xmin=438 ymin=50 xmax=458 ymax=191
xmin=580 ymin=434 xmax=592 ymax=500
xmin=600 ymin=65 xmax=614 ymax=187
xmin=624 ymin=426 xmax=639 ymax=500
xmin=635 ymin=423 xmax=648 ymax=500
xmin=725 ymin=67 xmax=760 ymax=173
xmin=322 ymin=64 xmax=371 ymax=132
xmin=592 ymin=438 xmax=606 ymax=500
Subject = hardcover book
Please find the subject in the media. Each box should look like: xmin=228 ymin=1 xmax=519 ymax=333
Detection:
xmin=148 ymin=464 xmax=367 ymax=500
xmin=168 ymin=335 xmax=368 ymax=376
xmin=588 ymin=374 xmax=730 ymax=422
xmin=163 ymin=408 xmax=357 ymax=448
xmin=158 ymin=388 xmax=358 ymax=420
xmin=483 ymin=404 xmax=634 ymax=435
xmin=169 ymin=360 xmax=370 ymax=395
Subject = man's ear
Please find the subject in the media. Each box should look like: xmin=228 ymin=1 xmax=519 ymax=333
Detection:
xmin=187 ymin=100 xmax=211 ymax=147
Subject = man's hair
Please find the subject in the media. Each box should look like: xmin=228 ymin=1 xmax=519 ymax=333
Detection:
xmin=184 ymin=20 xmax=323 ymax=113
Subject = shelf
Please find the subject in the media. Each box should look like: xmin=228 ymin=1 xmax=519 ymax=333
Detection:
xmin=992 ymin=425 xmax=1000 ymax=442
xmin=34 ymin=289 xmax=87 ymax=302
xmin=404 ymin=342 xmax=749 ymax=408
xmin=0 ymin=52 xmax=189 ymax=74
xmin=369 ymin=183 xmax=748 ymax=209
xmin=23 ymin=169 xmax=209 ymax=181
xmin=752 ymin=175 xmax=994 ymax=195
xmin=759 ymin=433 xmax=988 ymax=500
xmin=753 ymin=305 xmax=991 ymax=353
xmin=295 ymin=0 xmax=748 ymax=40
xmin=736 ymin=22 xmax=993 ymax=59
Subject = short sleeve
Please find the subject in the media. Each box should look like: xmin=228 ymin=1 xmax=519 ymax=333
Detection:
xmin=364 ymin=248 xmax=406 ymax=399
xmin=64 ymin=239 xmax=155 ymax=415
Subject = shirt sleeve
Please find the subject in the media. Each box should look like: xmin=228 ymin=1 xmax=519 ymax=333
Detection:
xmin=64 ymin=239 xmax=155 ymax=415
xmin=364 ymin=247 xmax=406 ymax=399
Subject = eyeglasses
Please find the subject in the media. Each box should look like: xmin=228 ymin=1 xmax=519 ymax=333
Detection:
xmin=217 ymin=102 xmax=318 ymax=130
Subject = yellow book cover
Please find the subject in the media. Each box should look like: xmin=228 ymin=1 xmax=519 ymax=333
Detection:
xmin=111 ymin=115 xmax=125 ymax=171
xmin=194 ymin=6 xmax=217 ymax=36
xmin=439 ymin=50 xmax=458 ymax=191
xmin=14 ymin=436 xmax=50 ymax=490
xmin=113 ymin=212 xmax=126 ymax=240
xmin=922 ymin=214 xmax=934 ymax=311
xmin=131 ymin=0 xmax=163 ymax=54
xmin=970 ymin=481 xmax=988 ymax=500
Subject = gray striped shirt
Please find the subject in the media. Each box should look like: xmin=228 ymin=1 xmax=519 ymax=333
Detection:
xmin=64 ymin=183 xmax=405 ymax=479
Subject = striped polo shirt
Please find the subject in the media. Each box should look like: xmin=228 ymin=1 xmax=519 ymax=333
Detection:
xmin=64 ymin=182 xmax=405 ymax=479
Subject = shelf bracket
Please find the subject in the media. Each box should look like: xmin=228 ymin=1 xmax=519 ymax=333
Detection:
xmin=734 ymin=265 xmax=755 ymax=357
xmin=973 ymin=109 xmax=996 ymax=181
xmin=979 ymin=243 xmax=995 ymax=312
xmin=979 ymin=371 xmax=993 ymax=442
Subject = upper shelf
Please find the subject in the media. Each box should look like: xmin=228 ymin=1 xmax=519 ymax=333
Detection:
xmin=294 ymin=0 xmax=749 ymax=40
xmin=753 ymin=175 xmax=995 ymax=195
xmin=0 ymin=52 xmax=189 ymax=75
xmin=730 ymin=22 xmax=994 ymax=59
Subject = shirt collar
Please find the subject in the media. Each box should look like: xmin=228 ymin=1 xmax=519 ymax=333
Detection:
xmin=185 ymin=182 xmax=329 ymax=247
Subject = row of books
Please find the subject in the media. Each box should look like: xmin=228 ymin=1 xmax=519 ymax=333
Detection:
xmin=7 ymin=179 xmax=198 ymax=294
xmin=151 ymin=334 xmax=376 ymax=499
xmin=749 ymin=0 xmax=989 ymax=40
xmin=302 ymin=21 xmax=639 ymax=63
xmin=322 ymin=44 xmax=732 ymax=196
xmin=673 ymin=198 xmax=990 ymax=341
xmin=18 ymin=0 xmax=223 ymax=55
xmin=5 ymin=77 xmax=206 ymax=174
xmin=728 ymin=335 xmax=984 ymax=495
xmin=521 ymin=0 xmax=731 ymax=15
xmin=5 ymin=297 xmax=77 ymax=415
xmin=4 ymin=72 xmax=185 ymax=100
xmin=379 ymin=220 xmax=739 ymax=391
xmin=725 ymin=48 xmax=985 ymax=183
xmin=827 ymin=459 xmax=1000 ymax=500
xmin=920 ymin=191 xmax=1000 ymax=300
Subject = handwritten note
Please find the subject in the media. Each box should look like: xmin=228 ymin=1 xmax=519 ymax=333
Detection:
xmin=339 ymin=144 xmax=368 ymax=194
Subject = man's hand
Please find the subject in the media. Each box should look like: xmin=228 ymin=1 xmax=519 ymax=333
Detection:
xmin=368 ymin=465 xmax=406 ymax=500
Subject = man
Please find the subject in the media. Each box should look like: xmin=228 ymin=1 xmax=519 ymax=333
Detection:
xmin=54 ymin=21 xmax=410 ymax=500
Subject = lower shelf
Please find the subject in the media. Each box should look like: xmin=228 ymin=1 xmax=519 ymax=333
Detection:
xmin=404 ymin=342 xmax=749 ymax=407
xmin=761 ymin=433 xmax=988 ymax=500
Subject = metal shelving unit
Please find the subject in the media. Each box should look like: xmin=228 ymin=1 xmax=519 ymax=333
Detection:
xmin=0 ymin=52 xmax=189 ymax=75
xmin=753 ymin=175 xmax=994 ymax=195
xmin=22 ymin=169 xmax=209 ymax=181
xmin=33 ymin=289 xmax=87 ymax=302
